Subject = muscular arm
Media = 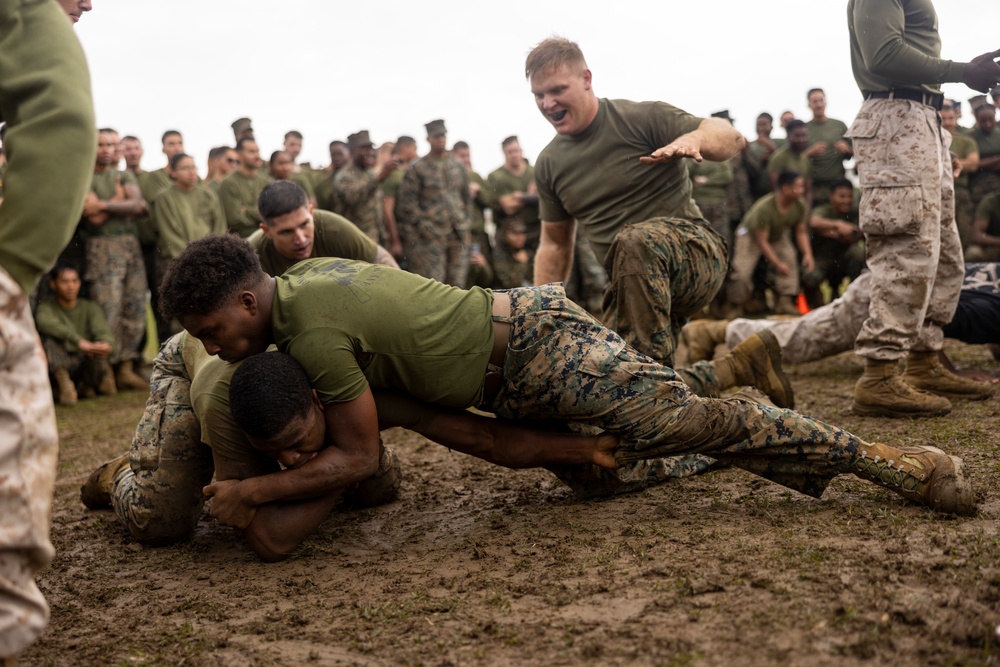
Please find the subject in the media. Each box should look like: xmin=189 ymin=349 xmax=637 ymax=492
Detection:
xmin=98 ymin=181 xmax=143 ymax=216
xmin=970 ymin=217 xmax=1000 ymax=247
xmin=533 ymin=219 xmax=577 ymax=285
xmin=642 ymin=118 xmax=746 ymax=164
xmin=978 ymin=154 xmax=1000 ymax=172
xmin=957 ymin=149 xmax=979 ymax=175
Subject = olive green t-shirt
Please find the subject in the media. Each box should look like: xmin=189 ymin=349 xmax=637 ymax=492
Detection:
xmin=271 ymin=259 xmax=494 ymax=408
xmin=739 ymin=193 xmax=806 ymax=243
xmin=689 ymin=159 xmax=734 ymax=206
xmin=218 ymin=170 xmax=273 ymax=238
xmin=87 ymin=168 xmax=139 ymax=237
xmin=805 ymin=118 xmax=850 ymax=183
xmin=34 ymin=297 xmax=114 ymax=354
xmin=971 ymin=127 xmax=1000 ymax=160
xmin=767 ymin=146 xmax=812 ymax=181
xmin=486 ymin=163 xmax=540 ymax=227
xmin=151 ymin=184 xmax=226 ymax=259
xmin=535 ymin=98 xmax=704 ymax=262
xmin=949 ymin=132 xmax=978 ymax=189
xmin=975 ymin=192 xmax=1000 ymax=236
xmin=246 ymin=209 xmax=377 ymax=277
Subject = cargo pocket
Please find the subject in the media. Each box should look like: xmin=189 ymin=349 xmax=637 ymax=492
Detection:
xmin=577 ymin=334 xmax=626 ymax=378
xmin=858 ymin=170 xmax=924 ymax=236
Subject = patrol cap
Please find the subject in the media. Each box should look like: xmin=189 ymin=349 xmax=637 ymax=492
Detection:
xmin=231 ymin=117 xmax=253 ymax=134
xmin=347 ymin=130 xmax=374 ymax=148
xmin=710 ymin=109 xmax=734 ymax=122
xmin=425 ymin=119 xmax=447 ymax=137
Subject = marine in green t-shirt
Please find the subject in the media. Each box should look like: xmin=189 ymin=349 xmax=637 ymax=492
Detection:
xmin=967 ymin=191 xmax=1000 ymax=261
xmin=151 ymin=181 xmax=226 ymax=260
xmin=218 ymin=138 xmax=273 ymax=238
xmin=247 ymin=207 xmax=378 ymax=277
xmin=767 ymin=121 xmax=813 ymax=200
xmin=804 ymin=90 xmax=852 ymax=201
xmin=803 ymin=180 xmax=866 ymax=307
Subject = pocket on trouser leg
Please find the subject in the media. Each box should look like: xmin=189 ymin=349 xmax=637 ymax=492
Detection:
xmin=858 ymin=181 xmax=924 ymax=237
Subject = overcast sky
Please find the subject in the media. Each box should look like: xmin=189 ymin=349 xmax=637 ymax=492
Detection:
xmin=75 ymin=1 xmax=996 ymax=175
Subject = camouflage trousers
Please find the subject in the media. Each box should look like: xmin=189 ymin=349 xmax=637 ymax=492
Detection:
xmin=487 ymin=285 xmax=862 ymax=499
xmin=727 ymin=229 xmax=799 ymax=304
xmin=727 ymin=272 xmax=874 ymax=365
xmin=400 ymin=223 xmax=469 ymax=287
xmin=42 ymin=337 xmax=112 ymax=390
xmin=85 ymin=234 xmax=148 ymax=364
xmin=697 ymin=201 xmax=732 ymax=252
xmin=110 ymin=333 xmax=214 ymax=545
xmin=602 ymin=218 xmax=727 ymax=368
xmin=848 ymin=99 xmax=963 ymax=361
xmin=0 ymin=267 xmax=58 ymax=657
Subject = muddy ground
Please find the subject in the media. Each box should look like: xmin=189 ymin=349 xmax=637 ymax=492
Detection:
xmin=22 ymin=340 xmax=1000 ymax=666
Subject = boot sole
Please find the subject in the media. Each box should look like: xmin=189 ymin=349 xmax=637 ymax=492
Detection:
xmin=755 ymin=330 xmax=795 ymax=410
xmin=850 ymin=402 xmax=952 ymax=418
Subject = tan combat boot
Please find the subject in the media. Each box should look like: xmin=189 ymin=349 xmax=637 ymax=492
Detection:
xmin=850 ymin=442 xmax=976 ymax=515
xmin=80 ymin=453 xmax=131 ymax=509
xmin=902 ymin=351 xmax=996 ymax=400
xmin=53 ymin=367 xmax=77 ymax=406
xmin=711 ymin=329 xmax=795 ymax=409
xmin=115 ymin=359 xmax=149 ymax=391
xmin=681 ymin=319 xmax=729 ymax=363
xmin=97 ymin=361 xmax=117 ymax=396
xmin=852 ymin=359 xmax=951 ymax=418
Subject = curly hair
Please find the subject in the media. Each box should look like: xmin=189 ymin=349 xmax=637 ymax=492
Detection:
xmin=229 ymin=352 xmax=315 ymax=440
xmin=158 ymin=233 xmax=264 ymax=321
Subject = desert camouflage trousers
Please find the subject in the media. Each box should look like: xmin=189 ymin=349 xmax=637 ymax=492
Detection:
xmin=847 ymin=99 xmax=963 ymax=361
xmin=0 ymin=268 xmax=58 ymax=657
xmin=487 ymin=285 xmax=862 ymax=499
xmin=602 ymin=218 xmax=727 ymax=368
xmin=111 ymin=333 xmax=214 ymax=545
xmin=727 ymin=272 xmax=875 ymax=365
xmin=84 ymin=234 xmax=148 ymax=364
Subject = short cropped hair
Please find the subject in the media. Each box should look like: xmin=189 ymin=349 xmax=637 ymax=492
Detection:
xmin=451 ymin=141 xmax=469 ymax=151
xmin=284 ymin=130 xmax=303 ymax=141
xmin=785 ymin=119 xmax=807 ymax=133
xmin=161 ymin=130 xmax=181 ymax=145
xmin=756 ymin=112 xmax=773 ymax=123
xmin=525 ymin=37 xmax=587 ymax=80
xmin=169 ymin=152 xmax=191 ymax=170
xmin=829 ymin=178 xmax=853 ymax=193
xmin=208 ymin=146 xmax=230 ymax=160
xmin=229 ymin=353 xmax=314 ymax=441
xmin=258 ymin=180 xmax=309 ymax=223
xmin=48 ymin=262 xmax=80 ymax=281
xmin=807 ymin=88 xmax=824 ymax=100
xmin=777 ymin=170 xmax=802 ymax=189
xmin=158 ymin=234 xmax=264 ymax=322
xmin=501 ymin=135 xmax=519 ymax=148
xmin=98 ymin=127 xmax=116 ymax=136
xmin=236 ymin=137 xmax=258 ymax=152
xmin=329 ymin=140 xmax=347 ymax=150
xmin=122 ymin=135 xmax=140 ymax=144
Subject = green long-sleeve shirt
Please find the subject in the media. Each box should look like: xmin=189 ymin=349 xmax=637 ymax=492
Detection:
xmin=848 ymin=0 xmax=966 ymax=95
xmin=34 ymin=297 xmax=114 ymax=355
xmin=218 ymin=170 xmax=273 ymax=238
xmin=151 ymin=184 xmax=227 ymax=259
xmin=0 ymin=0 xmax=96 ymax=294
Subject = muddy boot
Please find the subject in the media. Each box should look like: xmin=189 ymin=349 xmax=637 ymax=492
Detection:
xmin=852 ymin=359 xmax=951 ymax=418
xmin=902 ymin=351 xmax=997 ymax=400
xmin=345 ymin=443 xmax=402 ymax=508
xmin=53 ymin=367 xmax=77 ymax=406
xmin=80 ymin=453 xmax=131 ymax=509
xmin=115 ymin=359 xmax=149 ymax=391
xmin=681 ymin=319 xmax=729 ymax=363
xmin=774 ymin=294 xmax=800 ymax=316
xmin=850 ymin=442 xmax=975 ymax=516
xmin=711 ymin=330 xmax=795 ymax=409
xmin=97 ymin=363 xmax=118 ymax=396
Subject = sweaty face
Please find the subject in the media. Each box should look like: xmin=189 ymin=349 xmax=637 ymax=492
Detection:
xmin=162 ymin=134 xmax=185 ymax=160
xmin=96 ymin=132 xmax=116 ymax=167
xmin=263 ymin=206 xmax=315 ymax=262
xmin=180 ymin=296 xmax=269 ymax=363
xmin=828 ymin=186 xmax=854 ymax=214
xmin=249 ymin=401 xmax=327 ymax=470
xmin=531 ymin=64 xmax=597 ymax=136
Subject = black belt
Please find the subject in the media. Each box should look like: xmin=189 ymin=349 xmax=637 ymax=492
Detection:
xmin=865 ymin=89 xmax=943 ymax=110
